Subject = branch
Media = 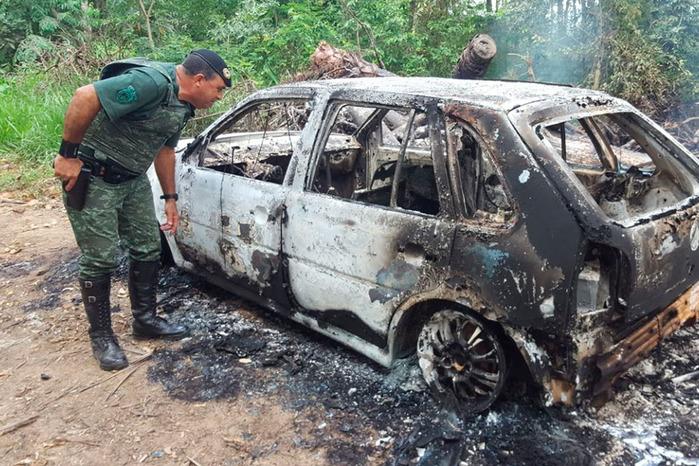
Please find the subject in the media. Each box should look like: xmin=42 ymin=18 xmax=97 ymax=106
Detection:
xmin=337 ymin=0 xmax=384 ymax=68
xmin=0 ymin=415 xmax=39 ymax=436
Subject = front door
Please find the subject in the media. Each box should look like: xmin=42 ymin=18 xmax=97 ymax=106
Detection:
xmin=200 ymin=98 xmax=314 ymax=308
xmin=175 ymin=155 xmax=226 ymax=275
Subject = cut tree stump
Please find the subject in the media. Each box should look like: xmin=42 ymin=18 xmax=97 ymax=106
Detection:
xmin=453 ymin=34 xmax=497 ymax=79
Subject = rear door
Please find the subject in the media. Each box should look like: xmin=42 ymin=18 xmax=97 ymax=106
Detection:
xmin=283 ymin=97 xmax=456 ymax=348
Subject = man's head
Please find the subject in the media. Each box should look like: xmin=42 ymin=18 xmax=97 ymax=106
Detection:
xmin=177 ymin=49 xmax=231 ymax=109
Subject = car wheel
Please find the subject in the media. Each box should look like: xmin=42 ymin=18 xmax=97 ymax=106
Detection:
xmin=416 ymin=309 xmax=507 ymax=416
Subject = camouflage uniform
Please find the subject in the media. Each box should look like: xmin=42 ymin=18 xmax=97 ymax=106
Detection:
xmin=64 ymin=174 xmax=160 ymax=278
xmin=64 ymin=58 xmax=197 ymax=371
xmin=64 ymin=59 xmax=193 ymax=279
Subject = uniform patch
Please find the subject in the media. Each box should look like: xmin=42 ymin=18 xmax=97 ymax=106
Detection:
xmin=116 ymin=85 xmax=138 ymax=104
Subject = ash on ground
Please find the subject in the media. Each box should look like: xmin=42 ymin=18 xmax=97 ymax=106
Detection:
xmin=30 ymin=256 xmax=699 ymax=466
xmin=134 ymin=267 xmax=699 ymax=466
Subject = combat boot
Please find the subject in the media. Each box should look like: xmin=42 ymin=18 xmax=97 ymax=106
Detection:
xmin=80 ymin=276 xmax=128 ymax=371
xmin=129 ymin=260 xmax=188 ymax=339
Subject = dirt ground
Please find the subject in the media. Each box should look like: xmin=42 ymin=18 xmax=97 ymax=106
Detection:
xmin=1 ymin=191 xmax=698 ymax=466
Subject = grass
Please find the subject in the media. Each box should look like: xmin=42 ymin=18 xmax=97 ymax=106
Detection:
xmin=0 ymin=71 xmax=78 ymax=197
xmin=0 ymin=72 xmax=78 ymax=163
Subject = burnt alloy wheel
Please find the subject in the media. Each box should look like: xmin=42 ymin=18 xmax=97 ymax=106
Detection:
xmin=416 ymin=309 xmax=507 ymax=416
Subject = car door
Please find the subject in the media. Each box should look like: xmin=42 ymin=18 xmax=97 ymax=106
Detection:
xmin=175 ymin=146 xmax=227 ymax=276
xmin=196 ymin=96 xmax=316 ymax=307
xmin=512 ymin=101 xmax=699 ymax=322
xmin=283 ymin=97 xmax=456 ymax=348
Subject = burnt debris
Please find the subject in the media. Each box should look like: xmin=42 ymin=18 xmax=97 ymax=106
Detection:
xmin=142 ymin=267 xmax=699 ymax=465
xmin=10 ymin=247 xmax=699 ymax=465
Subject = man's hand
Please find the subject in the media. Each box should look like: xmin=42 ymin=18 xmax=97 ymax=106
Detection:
xmin=54 ymin=155 xmax=84 ymax=191
xmin=160 ymin=199 xmax=180 ymax=233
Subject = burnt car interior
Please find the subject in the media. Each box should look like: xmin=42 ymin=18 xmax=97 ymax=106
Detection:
xmin=200 ymin=99 xmax=311 ymax=184
xmin=310 ymin=104 xmax=441 ymax=215
xmin=446 ymin=119 xmax=513 ymax=222
xmin=539 ymin=112 xmax=697 ymax=221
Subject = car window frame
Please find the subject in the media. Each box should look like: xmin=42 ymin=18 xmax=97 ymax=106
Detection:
xmin=444 ymin=117 xmax=517 ymax=226
xmin=304 ymin=96 xmax=455 ymax=219
xmin=511 ymin=101 xmax=699 ymax=226
xmin=182 ymin=88 xmax=316 ymax=171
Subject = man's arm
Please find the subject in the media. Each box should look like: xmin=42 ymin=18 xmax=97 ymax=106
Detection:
xmin=54 ymin=84 xmax=102 ymax=191
xmin=153 ymin=145 xmax=179 ymax=233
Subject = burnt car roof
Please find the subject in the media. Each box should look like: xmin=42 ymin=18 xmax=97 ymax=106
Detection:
xmin=276 ymin=77 xmax=617 ymax=111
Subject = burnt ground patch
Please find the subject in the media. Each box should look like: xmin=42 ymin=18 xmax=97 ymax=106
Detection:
xmin=23 ymin=254 xmax=699 ymax=465
xmin=28 ymin=249 xmax=133 ymax=313
xmin=0 ymin=259 xmax=38 ymax=280
xmin=15 ymin=249 xmax=79 ymax=312
xmin=143 ymin=267 xmax=699 ymax=465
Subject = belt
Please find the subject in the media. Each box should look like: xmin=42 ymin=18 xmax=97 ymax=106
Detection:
xmin=78 ymin=148 xmax=141 ymax=184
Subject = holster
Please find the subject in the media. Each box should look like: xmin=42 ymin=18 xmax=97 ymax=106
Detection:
xmin=64 ymin=167 xmax=92 ymax=211
xmin=79 ymin=147 xmax=141 ymax=185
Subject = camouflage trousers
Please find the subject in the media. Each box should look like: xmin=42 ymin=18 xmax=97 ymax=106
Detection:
xmin=64 ymin=174 xmax=160 ymax=279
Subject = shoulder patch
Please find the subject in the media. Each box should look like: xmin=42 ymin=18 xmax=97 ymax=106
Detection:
xmin=116 ymin=85 xmax=138 ymax=104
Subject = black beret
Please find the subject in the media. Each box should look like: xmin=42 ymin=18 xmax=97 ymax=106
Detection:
xmin=188 ymin=49 xmax=232 ymax=87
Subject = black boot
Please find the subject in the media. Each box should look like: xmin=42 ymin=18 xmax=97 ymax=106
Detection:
xmin=80 ymin=276 xmax=128 ymax=371
xmin=129 ymin=260 xmax=188 ymax=339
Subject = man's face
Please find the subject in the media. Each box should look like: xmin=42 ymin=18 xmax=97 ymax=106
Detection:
xmin=191 ymin=74 xmax=226 ymax=109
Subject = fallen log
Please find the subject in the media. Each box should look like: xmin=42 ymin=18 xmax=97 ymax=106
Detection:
xmin=453 ymin=34 xmax=497 ymax=79
xmin=292 ymin=41 xmax=396 ymax=81
xmin=296 ymin=35 xmax=497 ymax=82
xmin=292 ymin=36 xmax=498 ymax=143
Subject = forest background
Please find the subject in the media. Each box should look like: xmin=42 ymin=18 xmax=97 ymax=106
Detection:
xmin=0 ymin=0 xmax=697 ymax=194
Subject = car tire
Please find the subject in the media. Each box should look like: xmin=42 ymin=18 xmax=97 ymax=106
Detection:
xmin=416 ymin=309 xmax=507 ymax=416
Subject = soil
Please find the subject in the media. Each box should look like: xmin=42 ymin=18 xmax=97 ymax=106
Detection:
xmin=1 ymin=192 xmax=698 ymax=466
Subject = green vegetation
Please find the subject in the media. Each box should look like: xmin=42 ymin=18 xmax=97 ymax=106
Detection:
xmin=0 ymin=0 xmax=697 ymax=194
xmin=0 ymin=72 xmax=75 ymax=193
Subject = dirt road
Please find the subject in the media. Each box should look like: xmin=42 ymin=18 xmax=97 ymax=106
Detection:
xmin=1 ymin=192 xmax=698 ymax=466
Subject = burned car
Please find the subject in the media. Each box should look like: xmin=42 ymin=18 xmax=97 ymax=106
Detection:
xmin=149 ymin=77 xmax=699 ymax=415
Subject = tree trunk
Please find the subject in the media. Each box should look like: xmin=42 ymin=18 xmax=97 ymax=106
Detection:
xmin=408 ymin=0 xmax=418 ymax=33
xmin=292 ymin=41 xmax=396 ymax=81
xmin=297 ymin=36 xmax=497 ymax=83
xmin=452 ymin=34 xmax=497 ymax=79
xmin=137 ymin=0 xmax=156 ymax=50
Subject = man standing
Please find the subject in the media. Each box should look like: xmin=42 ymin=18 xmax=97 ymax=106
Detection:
xmin=53 ymin=50 xmax=231 ymax=371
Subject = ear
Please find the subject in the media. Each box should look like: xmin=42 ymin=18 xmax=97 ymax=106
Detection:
xmin=193 ymin=73 xmax=206 ymax=86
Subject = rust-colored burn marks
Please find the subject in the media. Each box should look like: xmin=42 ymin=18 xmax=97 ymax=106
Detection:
xmin=593 ymin=282 xmax=699 ymax=401
xmin=548 ymin=379 xmax=576 ymax=406
xmin=444 ymin=103 xmax=481 ymax=128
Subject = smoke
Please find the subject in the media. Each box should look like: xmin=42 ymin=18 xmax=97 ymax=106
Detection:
xmin=482 ymin=1 xmax=603 ymax=87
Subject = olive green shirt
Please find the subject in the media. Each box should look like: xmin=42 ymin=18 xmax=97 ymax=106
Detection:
xmin=82 ymin=61 xmax=194 ymax=174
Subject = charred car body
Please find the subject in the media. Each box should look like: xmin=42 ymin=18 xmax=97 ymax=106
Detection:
xmin=149 ymin=77 xmax=699 ymax=415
